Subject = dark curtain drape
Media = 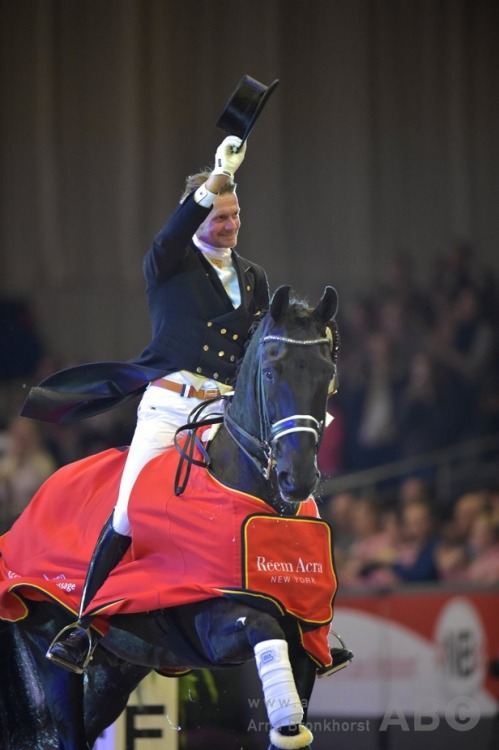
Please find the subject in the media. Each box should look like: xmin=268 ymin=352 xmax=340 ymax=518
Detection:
xmin=1 ymin=0 xmax=498 ymax=362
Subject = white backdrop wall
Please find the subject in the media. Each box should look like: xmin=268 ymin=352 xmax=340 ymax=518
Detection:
xmin=1 ymin=0 xmax=498 ymax=363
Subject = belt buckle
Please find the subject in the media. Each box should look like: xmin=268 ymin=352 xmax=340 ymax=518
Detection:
xmin=203 ymin=388 xmax=219 ymax=400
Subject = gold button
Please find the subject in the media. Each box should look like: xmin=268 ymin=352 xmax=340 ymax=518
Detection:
xmin=213 ymin=372 xmax=219 ymax=379
xmin=196 ymin=367 xmax=202 ymax=374
xmin=218 ymin=351 xmax=225 ymax=357
xmin=220 ymin=328 xmax=227 ymax=334
xmin=203 ymin=345 xmax=209 ymax=351
xmin=233 ymin=334 xmax=239 ymax=340
xmin=207 ymin=321 xmax=213 ymax=327
xmin=246 ymin=285 xmax=251 ymax=291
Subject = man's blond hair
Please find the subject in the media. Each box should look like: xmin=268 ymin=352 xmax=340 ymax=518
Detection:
xmin=180 ymin=169 xmax=237 ymax=203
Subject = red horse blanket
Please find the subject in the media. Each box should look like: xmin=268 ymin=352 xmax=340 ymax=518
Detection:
xmin=0 ymin=446 xmax=337 ymax=667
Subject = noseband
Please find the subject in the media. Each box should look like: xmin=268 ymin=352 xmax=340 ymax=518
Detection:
xmin=224 ymin=332 xmax=331 ymax=479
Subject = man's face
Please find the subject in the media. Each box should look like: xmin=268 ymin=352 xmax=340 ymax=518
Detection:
xmin=196 ymin=192 xmax=241 ymax=249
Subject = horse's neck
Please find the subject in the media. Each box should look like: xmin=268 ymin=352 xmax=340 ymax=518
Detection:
xmin=206 ymin=323 xmax=300 ymax=516
xmin=207 ymin=426 xmax=293 ymax=516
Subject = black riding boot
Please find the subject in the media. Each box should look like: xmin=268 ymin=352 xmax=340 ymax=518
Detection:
xmin=46 ymin=513 xmax=131 ymax=673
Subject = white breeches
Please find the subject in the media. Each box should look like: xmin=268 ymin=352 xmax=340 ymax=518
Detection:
xmin=111 ymin=384 xmax=224 ymax=535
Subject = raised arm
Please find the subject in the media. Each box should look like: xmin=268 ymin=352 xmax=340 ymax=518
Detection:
xmin=144 ymin=136 xmax=247 ymax=282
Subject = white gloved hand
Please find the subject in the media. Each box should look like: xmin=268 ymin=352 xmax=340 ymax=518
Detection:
xmin=212 ymin=135 xmax=247 ymax=177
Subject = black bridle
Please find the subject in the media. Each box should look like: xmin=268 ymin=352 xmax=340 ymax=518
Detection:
xmin=173 ymin=329 xmax=332 ymax=494
xmin=224 ymin=331 xmax=331 ymax=480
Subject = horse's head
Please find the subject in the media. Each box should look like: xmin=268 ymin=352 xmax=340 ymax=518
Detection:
xmin=225 ymin=285 xmax=339 ymax=509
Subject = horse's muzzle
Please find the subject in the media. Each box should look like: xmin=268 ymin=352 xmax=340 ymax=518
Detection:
xmin=276 ymin=454 xmax=320 ymax=502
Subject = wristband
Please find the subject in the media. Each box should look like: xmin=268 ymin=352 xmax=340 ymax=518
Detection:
xmin=194 ymin=183 xmax=217 ymax=208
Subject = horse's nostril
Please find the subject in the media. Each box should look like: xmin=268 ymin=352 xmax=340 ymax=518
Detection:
xmin=278 ymin=471 xmax=293 ymax=491
xmin=278 ymin=470 xmax=319 ymax=500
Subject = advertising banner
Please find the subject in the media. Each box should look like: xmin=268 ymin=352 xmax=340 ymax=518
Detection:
xmin=312 ymin=587 xmax=499 ymax=726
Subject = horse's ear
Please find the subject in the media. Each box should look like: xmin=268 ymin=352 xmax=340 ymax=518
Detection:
xmin=315 ymin=286 xmax=339 ymax=323
xmin=270 ymin=285 xmax=291 ymax=322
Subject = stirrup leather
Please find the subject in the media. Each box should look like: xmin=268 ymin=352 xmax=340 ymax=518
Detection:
xmin=46 ymin=623 xmax=96 ymax=674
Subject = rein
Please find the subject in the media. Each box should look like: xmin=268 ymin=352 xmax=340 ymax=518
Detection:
xmin=173 ymin=400 xmax=225 ymax=495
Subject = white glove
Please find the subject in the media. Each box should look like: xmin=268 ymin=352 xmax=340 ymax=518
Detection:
xmin=212 ymin=136 xmax=247 ymax=177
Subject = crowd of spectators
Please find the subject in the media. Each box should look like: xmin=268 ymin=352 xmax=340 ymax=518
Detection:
xmin=0 ymin=381 xmax=138 ymax=532
xmin=317 ymin=239 xmax=499 ymax=589
xmin=1 ymin=239 xmax=498 ymax=588
xmin=319 ymin=240 xmax=499 ymax=475
xmin=323 ymin=481 xmax=499 ymax=590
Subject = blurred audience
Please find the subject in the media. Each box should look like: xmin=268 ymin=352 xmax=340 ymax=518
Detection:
xmin=397 ymin=351 xmax=456 ymax=458
xmin=0 ymin=395 xmax=136 ymax=532
xmin=334 ymin=494 xmax=399 ymax=589
xmin=321 ymin=492 xmax=356 ymax=566
xmin=336 ymin=240 xmax=499 ymax=471
xmin=0 ymin=416 xmax=57 ymax=531
xmin=326 ymin=484 xmax=499 ymax=591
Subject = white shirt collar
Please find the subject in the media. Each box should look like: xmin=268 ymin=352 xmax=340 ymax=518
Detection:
xmin=192 ymin=235 xmax=233 ymax=267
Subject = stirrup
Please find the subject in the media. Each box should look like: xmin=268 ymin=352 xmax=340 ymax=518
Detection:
xmin=317 ymin=629 xmax=354 ymax=678
xmin=46 ymin=623 xmax=96 ymax=674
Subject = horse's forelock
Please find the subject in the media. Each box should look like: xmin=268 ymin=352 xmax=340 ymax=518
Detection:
xmin=279 ymin=298 xmax=325 ymax=332
xmin=235 ymin=298 xmax=334 ymax=379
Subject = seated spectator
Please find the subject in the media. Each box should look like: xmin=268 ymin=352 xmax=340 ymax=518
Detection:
xmin=0 ymin=416 xmax=57 ymax=530
xmin=389 ymin=500 xmax=440 ymax=583
xmin=339 ymin=495 xmax=399 ymax=588
xmin=434 ymin=536 xmax=469 ymax=583
xmin=487 ymin=486 xmax=499 ymax=527
xmin=446 ymin=491 xmax=487 ymax=547
xmin=321 ymin=491 xmax=356 ymax=568
xmin=465 ymin=511 xmax=499 ymax=584
xmin=398 ymin=476 xmax=432 ymax=506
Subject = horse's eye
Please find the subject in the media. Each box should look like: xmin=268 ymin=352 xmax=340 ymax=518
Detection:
xmin=263 ymin=368 xmax=274 ymax=382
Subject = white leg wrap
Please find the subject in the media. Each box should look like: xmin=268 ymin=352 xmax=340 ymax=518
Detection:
xmin=254 ymin=639 xmax=304 ymax=729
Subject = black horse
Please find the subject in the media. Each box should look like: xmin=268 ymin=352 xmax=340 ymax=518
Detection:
xmin=0 ymin=285 xmax=350 ymax=750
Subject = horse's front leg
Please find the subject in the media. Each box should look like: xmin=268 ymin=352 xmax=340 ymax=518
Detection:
xmin=194 ymin=600 xmax=314 ymax=750
xmin=251 ymin=629 xmax=315 ymax=750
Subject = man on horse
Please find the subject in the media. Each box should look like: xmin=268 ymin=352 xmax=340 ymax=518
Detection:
xmin=21 ymin=134 xmax=270 ymax=672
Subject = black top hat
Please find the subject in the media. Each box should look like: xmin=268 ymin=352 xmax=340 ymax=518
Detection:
xmin=216 ymin=74 xmax=279 ymax=144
